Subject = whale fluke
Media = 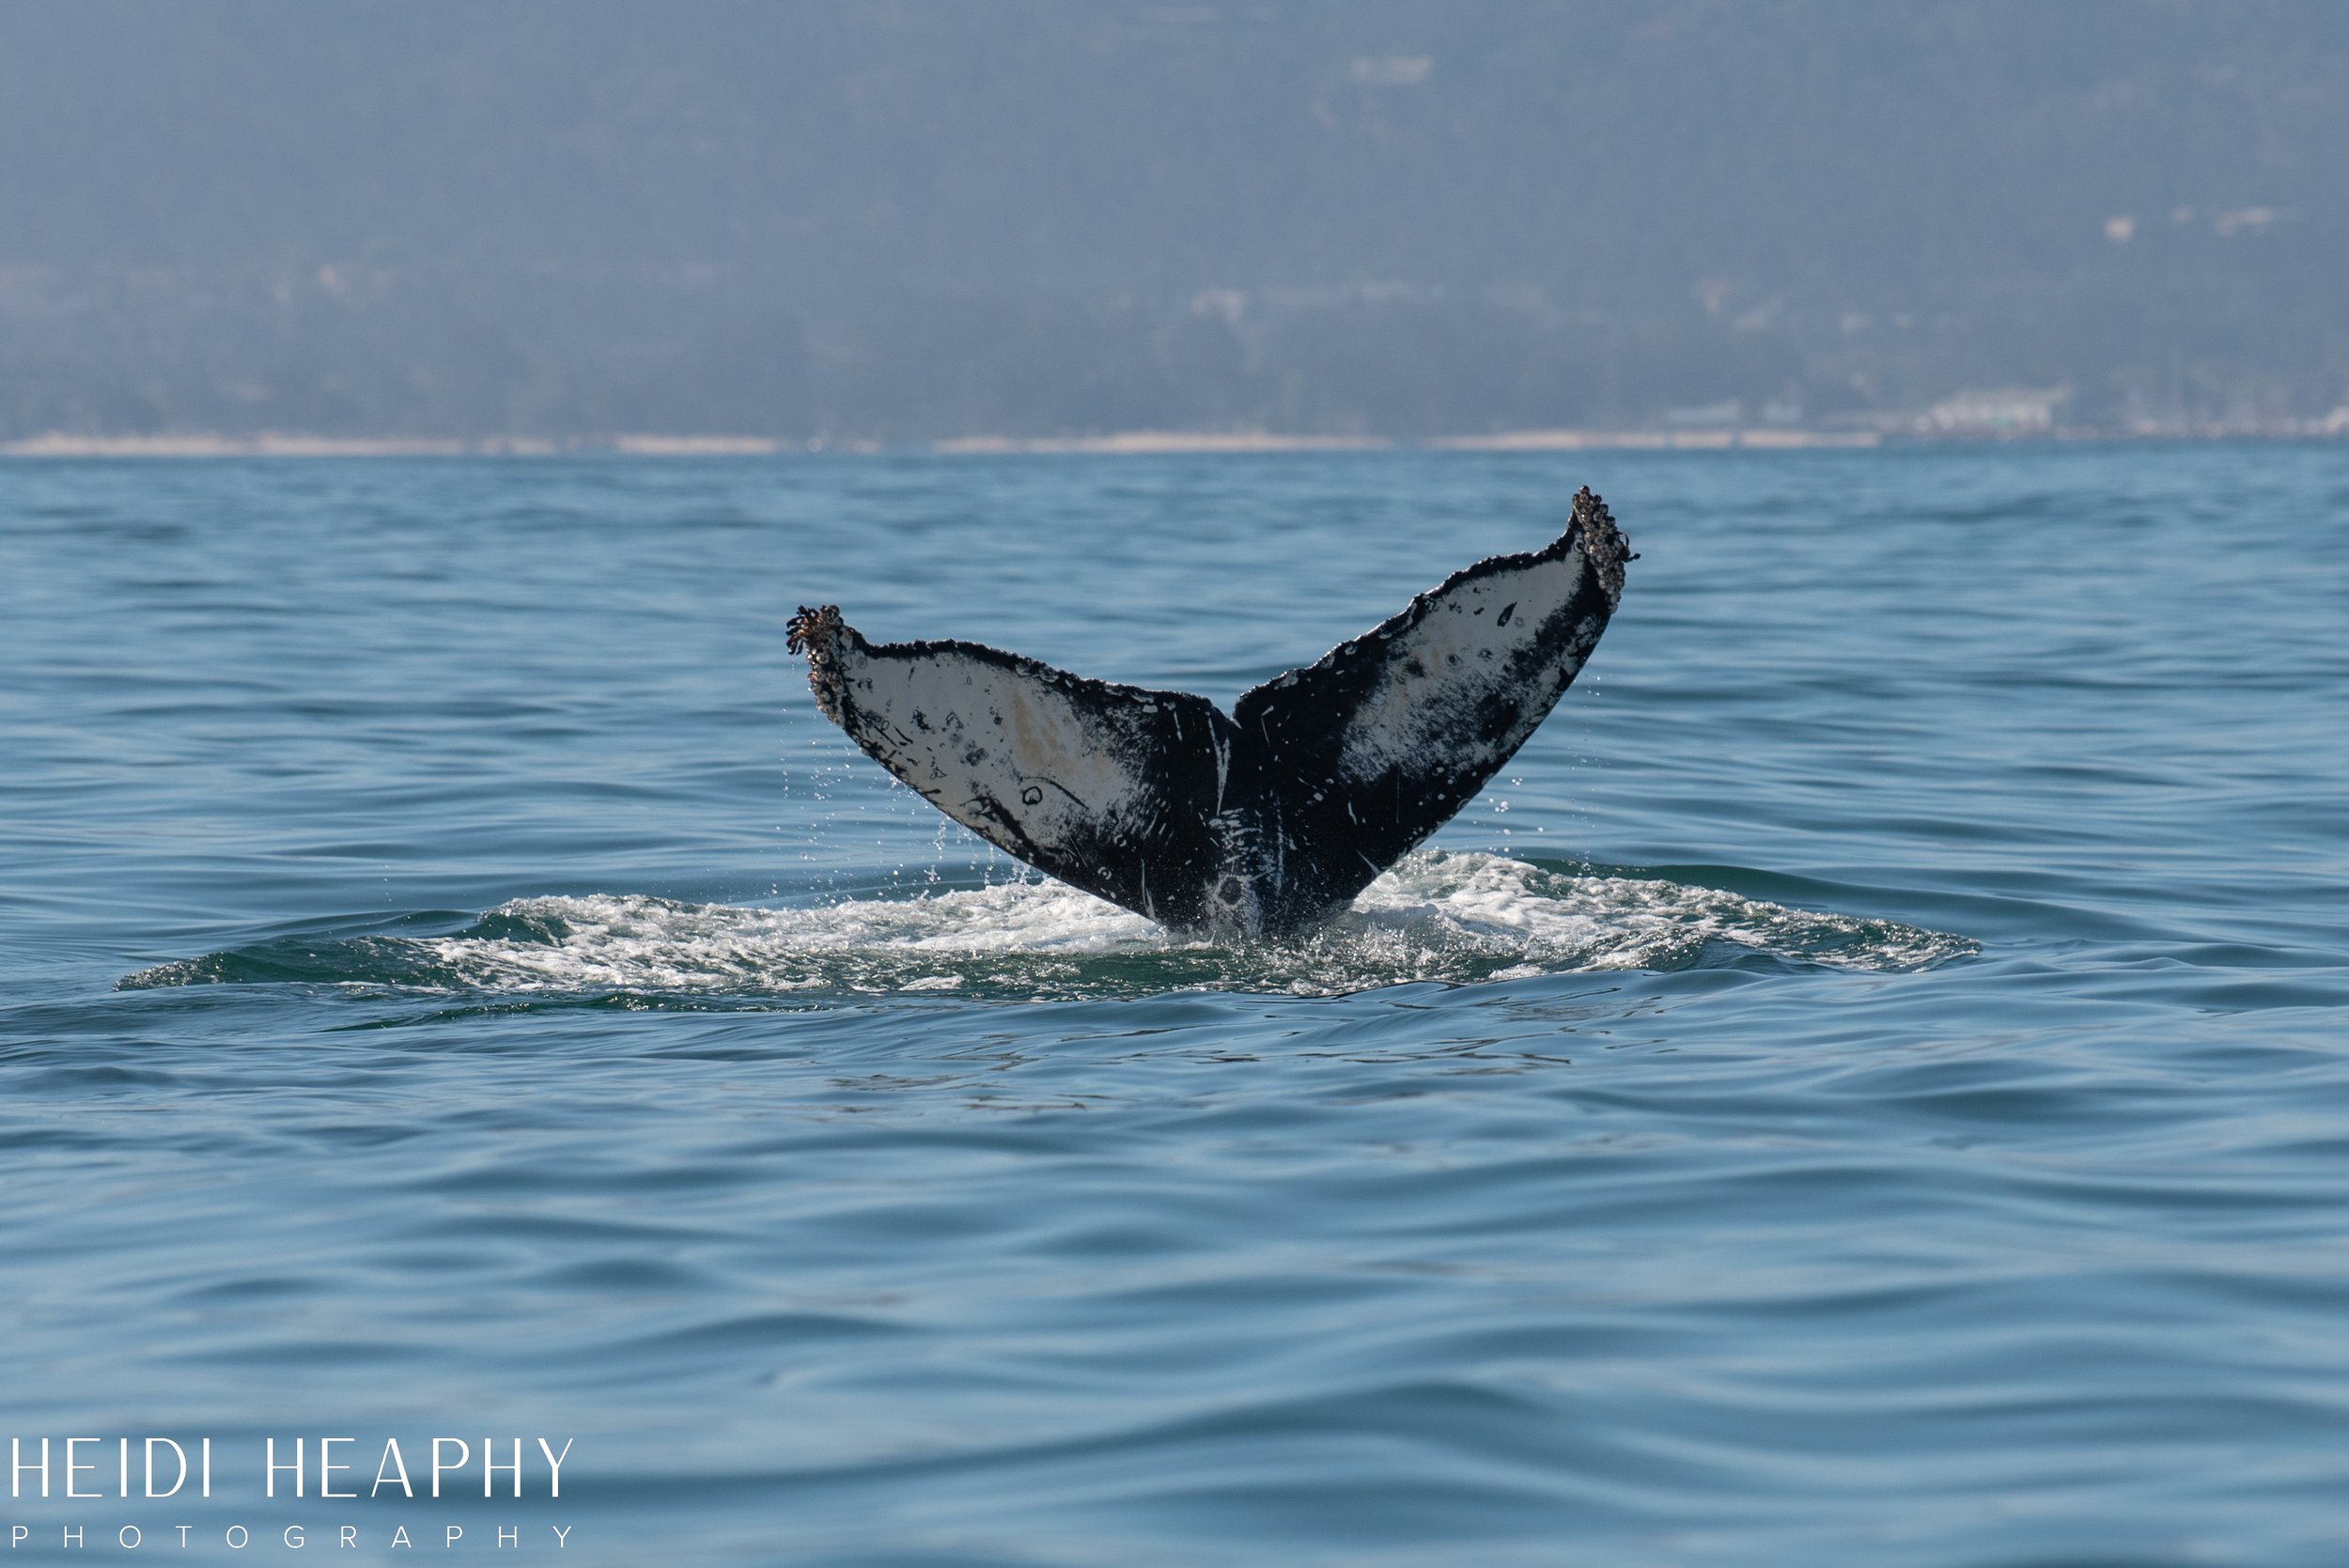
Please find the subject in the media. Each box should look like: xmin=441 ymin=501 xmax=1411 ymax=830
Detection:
xmin=789 ymin=486 xmax=1631 ymax=940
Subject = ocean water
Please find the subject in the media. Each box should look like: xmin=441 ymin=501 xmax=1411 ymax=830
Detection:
xmin=3 ymin=446 xmax=2345 ymax=1564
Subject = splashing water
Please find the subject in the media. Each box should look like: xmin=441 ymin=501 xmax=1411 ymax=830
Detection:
xmin=123 ymin=851 xmax=1972 ymax=1001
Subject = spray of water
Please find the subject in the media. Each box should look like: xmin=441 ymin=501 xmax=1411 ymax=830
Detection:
xmin=124 ymin=851 xmax=1974 ymax=1001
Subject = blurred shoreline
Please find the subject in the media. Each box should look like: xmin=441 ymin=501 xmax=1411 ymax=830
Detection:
xmin=8 ymin=424 xmax=2349 ymax=458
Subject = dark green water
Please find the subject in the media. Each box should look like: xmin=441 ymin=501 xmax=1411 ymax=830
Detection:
xmin=3 ymin=448 xmax=2345 ymax=1564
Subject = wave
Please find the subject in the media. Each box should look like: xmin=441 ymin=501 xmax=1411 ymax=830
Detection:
xmin=120 ymin=851 xmax=1973 ymax=1001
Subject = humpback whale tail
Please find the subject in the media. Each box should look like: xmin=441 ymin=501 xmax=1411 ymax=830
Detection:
xmin=789 ymin=487 xmax=1632 ymax=940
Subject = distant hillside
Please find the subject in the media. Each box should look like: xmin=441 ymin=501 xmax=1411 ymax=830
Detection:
xmin=4 ymin=0 xmax=2345 ymax=439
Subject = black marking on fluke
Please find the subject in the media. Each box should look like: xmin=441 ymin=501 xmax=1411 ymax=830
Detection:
xmin=788 ymin=487 xmax=1631 ymax=941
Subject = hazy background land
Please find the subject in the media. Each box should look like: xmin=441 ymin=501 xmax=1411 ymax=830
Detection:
xmin=5 ymin=0 xmax=2347 ymax=444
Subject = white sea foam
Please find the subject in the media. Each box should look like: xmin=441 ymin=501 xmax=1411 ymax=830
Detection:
xmin=379 ymin=851 xmax=1971 ymax=1000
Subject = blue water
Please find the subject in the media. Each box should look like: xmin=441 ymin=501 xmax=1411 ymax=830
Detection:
xmin=3 ymin=448 xmax=2345 ymax=1564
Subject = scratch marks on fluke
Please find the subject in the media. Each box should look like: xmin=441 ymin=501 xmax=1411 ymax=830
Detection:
xmin=790 ymin=487 xmax=1631 ymax=941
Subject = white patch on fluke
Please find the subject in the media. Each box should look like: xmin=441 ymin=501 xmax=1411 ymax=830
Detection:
xmin=835 ymin=646 xmax=1149 ymax=847
xmin=1336 ymin=551 xmax=1588 ymax=780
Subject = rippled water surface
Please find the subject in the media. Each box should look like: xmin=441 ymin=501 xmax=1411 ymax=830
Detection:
xmin=4 ymin=448 xmax=2346 ymax=1564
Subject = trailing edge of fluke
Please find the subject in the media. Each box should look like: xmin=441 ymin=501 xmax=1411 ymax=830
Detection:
xmin=789 ymin=486 xmax=1632 ymax=941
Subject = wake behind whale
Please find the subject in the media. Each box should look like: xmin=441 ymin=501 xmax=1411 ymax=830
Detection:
xmin=791 ymin=487 xmax=1632 ymax=940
